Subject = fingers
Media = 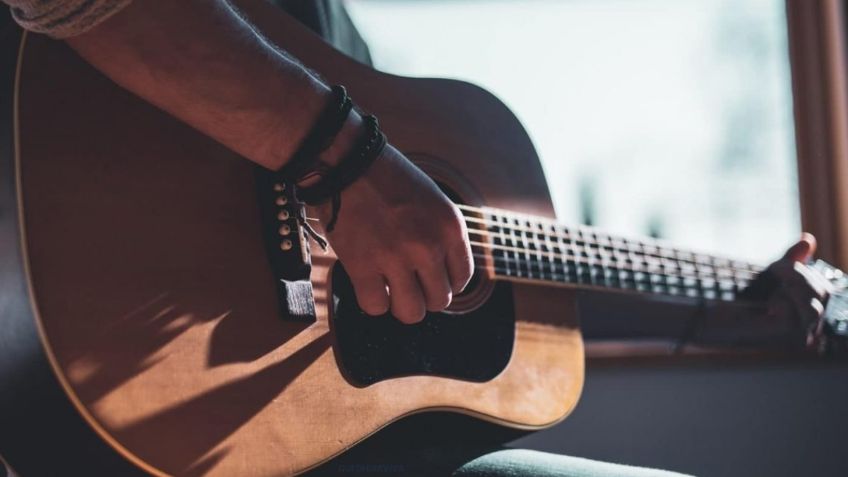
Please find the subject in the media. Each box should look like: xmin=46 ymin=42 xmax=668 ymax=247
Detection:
xmin=783 ymin=233 xmax=817 ymax=262
xmin=349 ymin=208 xmax=470 ymax=324
xmin=446 ymin=244 xmax=473 ymax=294
xmin=445 ymin=209 xmax=474 ymax=294
xmin=351 ymin=260 xmax=456 ymax=323
xmin=769 ymin=260 xmax=830 ymax=333
xmin=417 ymin=262 xmax=453 ymax=312
xmin=766 ymin=290 xmax=794 ymax=322
xmin=802 ymin=232 xmax=818 ymax=257
xmin=350 ymin=272 xmax=390 ymax=316
xmin=792 ymin=261 xmax=833 ymax=302
xmin=768 ymin=232 xmax=826 ymax=310
xmin=772 ymin=260 xmax=831 ymax=305
xmin=783 ymin=284 xmax=824 ymax=329
xmin=385 ymin=270 xmax=427 ymax=324
xmin=328 ymin=150 xmax=472 ymax=325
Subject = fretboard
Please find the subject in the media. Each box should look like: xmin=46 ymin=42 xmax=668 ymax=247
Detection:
xmin=459 ymin=205 xmax=764 ymax=303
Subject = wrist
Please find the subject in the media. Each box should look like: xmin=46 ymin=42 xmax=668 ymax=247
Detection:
xmin=262 ymin=83 xmax=332 ymax=170
xmin=319 ymin=110 xmax=364 ymax=167
xmin=295 ymin=110 xmax=364 ymax=187
xmin=298 ymin=114 xmax=387 ymax=233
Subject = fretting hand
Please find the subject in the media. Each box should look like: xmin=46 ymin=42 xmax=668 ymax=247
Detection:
xmin=741 ymin=233 xmax=832 ymax=348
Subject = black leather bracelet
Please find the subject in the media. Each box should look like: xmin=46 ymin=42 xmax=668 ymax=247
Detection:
xmin=276 ymin=85 xmax=353 ymax=182
xmin=296 ymin=115 xmax=387 ymax=232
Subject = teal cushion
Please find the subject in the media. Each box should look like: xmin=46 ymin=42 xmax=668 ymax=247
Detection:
xmin=453 ymin=449 xmax=694 ymax=477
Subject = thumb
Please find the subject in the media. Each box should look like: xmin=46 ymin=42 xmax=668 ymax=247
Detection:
xmin=783 ymin=232 xmax=817 ymax=263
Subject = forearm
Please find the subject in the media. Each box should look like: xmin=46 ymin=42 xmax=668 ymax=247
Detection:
xmin=66 ymin=0 xmax=330 ymax=170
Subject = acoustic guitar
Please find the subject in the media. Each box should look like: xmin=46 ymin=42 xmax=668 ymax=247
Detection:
xmin=1 ymin=2 xmax=847 ymax=476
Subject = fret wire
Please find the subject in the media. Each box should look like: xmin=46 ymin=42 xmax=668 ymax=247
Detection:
xmin=530 ymin=219 xmax=544 ymax=279
xmin=504 ymin=213 xmax=518 ymax=277
xmin=519 ymin=217 xmax=534 ymax=278
xmin=523 ymin=217 xmax=535 ymax=278
xmin=545 ymin=222 xmax=556 ymax=281
xmin=554 ymin=221 xmax=567 ymax=278
xmin=524 ymin=221 xmax=545 ymax=279
xmin=529 ymin=219 xmax=540 ymax=278
xmin=489 ymin=212 xmax=509 ymax=277
xmin=500 ymin=214 xmax=511 ymax=275
xmin=509 ymin=215 xmax=525 ymax=278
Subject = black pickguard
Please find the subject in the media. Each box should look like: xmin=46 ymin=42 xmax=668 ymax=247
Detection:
xmin=331 ymin=263 xmax=516 ymax=386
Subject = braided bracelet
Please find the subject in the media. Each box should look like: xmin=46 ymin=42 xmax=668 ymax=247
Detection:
xmin=277 ymin=85 xmax=353 ymax=182
xmin=296 ymin=115 xmax=387 ymax=232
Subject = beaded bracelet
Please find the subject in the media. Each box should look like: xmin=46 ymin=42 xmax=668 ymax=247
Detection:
xmin=277 ymin=85 xmax=353 ymax=182
xmin=296 ymin=115 xmax=387 ymax=232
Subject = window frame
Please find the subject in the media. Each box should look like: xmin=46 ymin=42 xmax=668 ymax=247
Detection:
xmin=787 ymin=0 xmax=848 ymax=271
xmin=589 ymin=0 xmax=848 ymax=360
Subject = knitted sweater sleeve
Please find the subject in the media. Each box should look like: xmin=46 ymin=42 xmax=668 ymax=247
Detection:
xmin=6 ymin=0 xmax=132 ymax=39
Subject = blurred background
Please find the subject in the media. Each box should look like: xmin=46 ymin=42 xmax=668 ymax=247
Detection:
xmin=347 ymin=0 xmax=799 ymax=265
xmin=1 ymin=1 xmax=847 ymax=476
xmin=343 ymin=1 xmax=847 ymax=476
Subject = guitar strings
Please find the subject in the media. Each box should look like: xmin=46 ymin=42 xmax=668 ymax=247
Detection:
xmin=463 ymin=209 xmax=760 ymax=263
xmin=460 ymin=216 xmax=760 ymax=273
xmin=461 ymin=214 xmax=676 ymax=253
xmin=454 ymin=203 xmax=762 ymax=273
xmin=466 ymin=244 xmax=757 ymax=282
xmin=464 ymin=254 xmax=746 ymax=299
xmin=467 ymin=255 xmax=743 ymax=295
xmin=457 ymin=203 xmax=682 ymax=249
xmin=468 ymin=229 xmax=762 ymax=274
xmin=467 ymin=240 xmax=755 ymax=277
xmin=456 ymin=204 xmax=673 ymax=246
xmin=464 ymin=232 xmax=759 ymax=277
xmin=460 ymin=219 xmax=763 ymax=274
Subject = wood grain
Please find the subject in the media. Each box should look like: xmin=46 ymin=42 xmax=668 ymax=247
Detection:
xmin=15 ymin=2 xmax=584 ymax=474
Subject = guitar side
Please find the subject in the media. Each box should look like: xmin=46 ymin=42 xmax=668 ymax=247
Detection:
xmin=1 ymin=2 xmax=584 ymax=475
xmin=0 ymin=17 xmax=149 ymax=477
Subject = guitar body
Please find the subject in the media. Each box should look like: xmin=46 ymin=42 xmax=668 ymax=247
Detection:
xmin=0 ymin=2 xmax=583 ymax=475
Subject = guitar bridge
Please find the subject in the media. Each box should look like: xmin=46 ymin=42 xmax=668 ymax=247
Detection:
xmin=255 ymin=167 xmax=316 ymax=323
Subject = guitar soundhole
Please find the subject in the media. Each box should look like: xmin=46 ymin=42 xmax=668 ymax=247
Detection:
xmin=331 ymin=262 xmax=515 ymax=386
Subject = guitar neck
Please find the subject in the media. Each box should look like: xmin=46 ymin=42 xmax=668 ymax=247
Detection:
xmin=459 ymin=204 xmax=764 ymax=303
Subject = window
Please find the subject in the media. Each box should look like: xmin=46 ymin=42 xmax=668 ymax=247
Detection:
xmin=346 ymin=0 xmax=799 ymax=265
